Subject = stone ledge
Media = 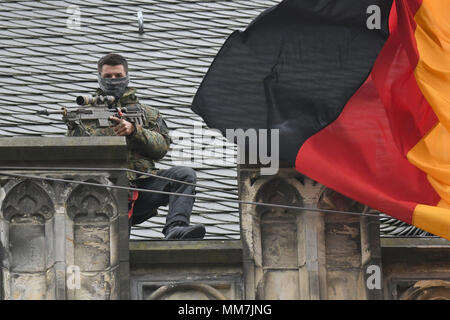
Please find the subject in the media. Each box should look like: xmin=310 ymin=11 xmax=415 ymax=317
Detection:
xmin=129 ymin=240 xmax=243 ymax=265
xmin=381 ymin=237 xmax=450 ymax=248
xmin=381 ymin=237 xmax=450 ymax=266
xmin=0 ymin=137 xmax=127 ymax=165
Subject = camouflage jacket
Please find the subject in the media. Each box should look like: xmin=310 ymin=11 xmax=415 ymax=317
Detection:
xmin=66 ymin=87 xmax=172 ymax=183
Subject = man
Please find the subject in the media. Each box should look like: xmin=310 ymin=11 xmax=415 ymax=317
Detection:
xmin=67 ymin=53 xmax=205 ymax=240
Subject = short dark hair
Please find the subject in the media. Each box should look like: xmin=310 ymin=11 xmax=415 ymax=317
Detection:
xmin=97 ymin=53 xmax=128 ymax=74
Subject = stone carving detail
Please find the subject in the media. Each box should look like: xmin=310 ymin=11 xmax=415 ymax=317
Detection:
xmin=66 ymin=180 xmax=117 ymax=297
xmin=254 ymin=178 xmax=302 ymax=300
xmin=0 ymin=180 xmax=55 ymax=299
xmin=66 ymin=181 xmax=116 ymax=222
xmin=255 ymin=177 xmax=303 ymax=214
xmin=317 ymin=186 xmax=364 ymax=213
xmin=147 ymin=283 xmax=227 ymax=300
xmin=1 ymin=180 xmax=54 ymax=223
xmin=399 ymin=280 xmax=450 ymax=300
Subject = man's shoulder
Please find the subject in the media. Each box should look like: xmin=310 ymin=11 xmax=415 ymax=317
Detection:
xmin=139 ymin=103 xmax=159 ymax=113
xmin=139 ymin=103 xmax=163 ymax=122
xmin=136 ymin=103 xmax=170 ymax=137
xmin=119 ymin=88 xmax=161 ymax=119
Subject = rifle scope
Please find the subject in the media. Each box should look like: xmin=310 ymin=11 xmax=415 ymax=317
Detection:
xmin=76 ymin=95 xmax=115 ymax=106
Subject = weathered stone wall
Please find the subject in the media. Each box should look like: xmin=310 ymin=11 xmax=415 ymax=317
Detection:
xmin=0 ymin=137 xmax=130 ymax=300
xmin=127 ymin=166 xmax=386 ymax=301
xmin=239 ymin=166 xmax=383 ymax=300
xmin=2 ymin=139 xmax=448 ymax=300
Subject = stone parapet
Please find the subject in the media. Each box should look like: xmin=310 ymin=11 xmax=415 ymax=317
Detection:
xmin=0 ymin=137 xmax=129 ymax=300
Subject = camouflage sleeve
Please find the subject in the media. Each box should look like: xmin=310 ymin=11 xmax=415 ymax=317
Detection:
xmin=126 ymin=107 xmax=172 ymax=161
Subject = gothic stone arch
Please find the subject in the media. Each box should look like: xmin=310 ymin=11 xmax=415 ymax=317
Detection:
xmin=253 ymin=176 xmax=304 ymax=300
xmin=1 ymin=179 xmax=56 ymax=300
xmin=65 ymin=180 xmax=119 ymax=299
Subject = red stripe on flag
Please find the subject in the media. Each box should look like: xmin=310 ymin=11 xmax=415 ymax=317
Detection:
xmin=372 ymin=0 xmax=436 ymax=155
xmin=295 ymin=0 xmax=439 ymax=224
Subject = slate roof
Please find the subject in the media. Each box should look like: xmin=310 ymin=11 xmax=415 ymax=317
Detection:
xmin=0 ymin=0 xmax=431 ymax=239
xmin=0 ymin=0 xmax=282 ymax=240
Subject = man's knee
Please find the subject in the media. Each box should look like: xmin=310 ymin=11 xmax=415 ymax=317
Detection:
xmin=173 ymin=166 xmax=196 ymax=184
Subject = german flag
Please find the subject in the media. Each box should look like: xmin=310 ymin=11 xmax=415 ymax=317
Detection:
xmin=191 ymin=0 xmax=450 ymax=240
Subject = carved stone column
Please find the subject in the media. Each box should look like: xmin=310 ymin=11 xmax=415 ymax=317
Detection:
xmin=0 ymin=137 xmax=129 ymax=300
xmin=239 ymin=165 xmax=382 ymax=300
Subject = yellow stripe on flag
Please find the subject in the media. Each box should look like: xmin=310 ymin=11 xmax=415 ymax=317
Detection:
xmin=407 ymin=0 xmax=450 ymax=239
xmin=413 ymin=204 xmax=450 ymax=239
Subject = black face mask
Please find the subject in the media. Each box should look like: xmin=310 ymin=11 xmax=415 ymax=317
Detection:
xmin=98 ymin=75 xmax=129 ymax=99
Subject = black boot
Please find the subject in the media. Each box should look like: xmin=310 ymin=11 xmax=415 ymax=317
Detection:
xmin=164 ymin=223 xmax=206 ymax=240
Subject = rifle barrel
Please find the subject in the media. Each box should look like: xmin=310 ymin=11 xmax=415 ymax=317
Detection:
xmin=36 ymin=109 xmax=66 ymax=116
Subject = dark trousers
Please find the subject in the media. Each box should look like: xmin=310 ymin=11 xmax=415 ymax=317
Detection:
xmin=129 ymin=166 xmax=196 ymax=235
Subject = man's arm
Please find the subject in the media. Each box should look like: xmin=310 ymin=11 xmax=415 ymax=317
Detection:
xmin=67 ymin=105 xmax=171 ymax=161
xmin=118 ymin=108 xmax=172 ymax=161
xmin=126 ymin=122 xmax=171 ymax=160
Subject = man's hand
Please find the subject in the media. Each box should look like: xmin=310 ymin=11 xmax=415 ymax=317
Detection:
xmin=110 ymin=116 xmax=135 ymax=136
